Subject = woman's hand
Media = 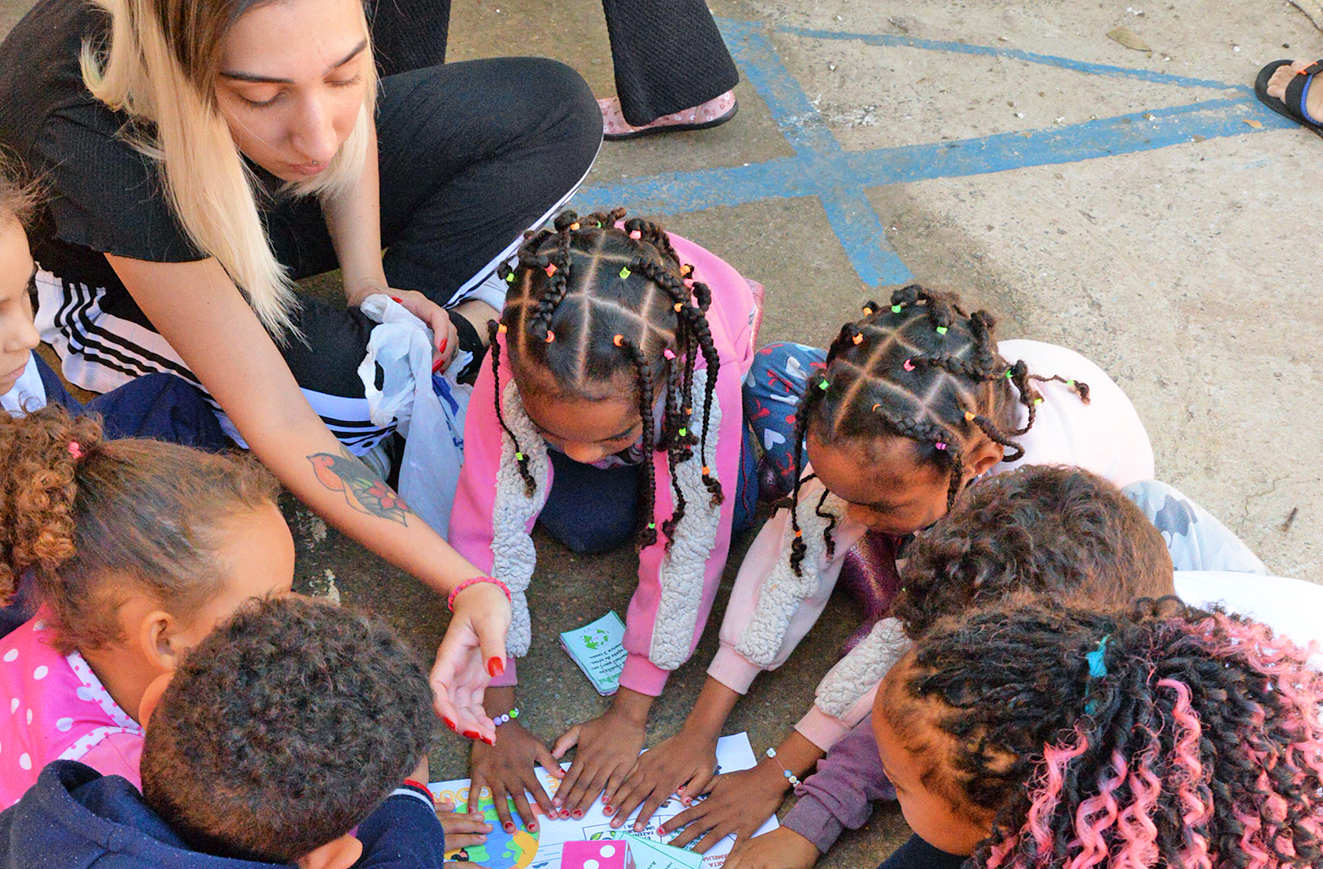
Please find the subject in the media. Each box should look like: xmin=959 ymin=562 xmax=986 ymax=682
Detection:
xmin=431 ymin=582 xmax=512 ymax=743
xmin=724 ymin=826 xmax=821 ymax=869
xmin=658 ymin=761 xmax=791 ymax=852
xmin=468 ymin=718 xmax=563 ymax=834
xmin=347 ymin=283 xmax=458 ymax=372
xmin=435 ymin=799 xmax=493 ymax=851
xmin=551 ymin=689 xmax=651 ymax=819
xmin=605 ymin=725 xmax=719 ymax=832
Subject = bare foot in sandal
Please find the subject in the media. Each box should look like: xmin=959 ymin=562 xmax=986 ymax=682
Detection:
xmin=1265 ymin=59 xmax=1323 ymax=121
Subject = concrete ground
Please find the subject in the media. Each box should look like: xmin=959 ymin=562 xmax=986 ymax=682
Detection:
xmin=7 ymin=0 xmax=1323 ymax=866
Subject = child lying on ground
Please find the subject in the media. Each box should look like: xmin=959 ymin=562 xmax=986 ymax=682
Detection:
xmin=872 ymin=602 xmax=1323 ymax=869
xmin=0 ymin=596 xmax=465 ymax=869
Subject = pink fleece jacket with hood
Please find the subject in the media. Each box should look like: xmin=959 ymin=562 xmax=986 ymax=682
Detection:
xmin=450 ymin=232 xmax=756 ymax=697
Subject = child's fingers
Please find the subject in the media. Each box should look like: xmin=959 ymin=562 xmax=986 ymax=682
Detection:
xmin=659 ymin=801 xmax=706 ymax=841
xmin=551 ymin=725 xmax=581 ymax=760
xmin=490 ymin=783 xmax=517 ymax=834
xmin=530 ymin=744 xmax=565 ymax=817
xmin=630 ymin=789 xmax=673 ymax=834
xmin=606 ymin=778 xmax=646 ymax=825
xmin=445 ymin=832 xmax=489 ymax=850
xmin=683 ymin=765 xmax=717 ymax=801
xmin=562 ymin=762 xmax=607 ymax=818
xmin=510 ymin=786 xmax=540 ymax=833
xmin=692 ymin=825 xmax=736 ymax=855
xmin=465 ymin=773 xmax=488 ymax=814
xmin=439 ymin=812 xmax=494 ymax=836
xmin=553 ymin=753 xmax=585 ymax=811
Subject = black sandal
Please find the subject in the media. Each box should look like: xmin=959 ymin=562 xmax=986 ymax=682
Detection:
xmin=1255 ymin=59 xmax=1323 ymax=139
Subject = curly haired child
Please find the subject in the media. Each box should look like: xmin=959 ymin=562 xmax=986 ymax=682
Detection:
xmin=609 ymin=288 xmax=1154 ymax=846
xmin=0 ymin=159 xmax=224 ymax=446
xmin=0 ymin=596 xmax=458 ymax=869
xmin=871 ymin=602 xmax=1323 ymax=869
xmin=0 ymin=405 xmax=293 ymax=807
xmin=448 ymin=208 xmax=760 ymax=833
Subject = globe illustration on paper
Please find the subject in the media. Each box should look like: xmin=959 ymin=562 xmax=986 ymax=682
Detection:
xmin=445 ymin=799 xmax=539 ymax=869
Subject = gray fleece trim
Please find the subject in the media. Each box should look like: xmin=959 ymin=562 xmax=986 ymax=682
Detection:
xmin=734 ymin=479 xmax=847 ymax=667
xmin=648 ymin=368 xmax=723 ymax=670
xmin=814 ymin=617 xmax=911 ymax=719
xmin=490 ymin=381 xmax=552 ymax=657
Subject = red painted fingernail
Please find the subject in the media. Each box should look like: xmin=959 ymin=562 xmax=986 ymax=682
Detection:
xmin=505 ymin=823 xmax=514 ymax=832
xmin=432 ymin=356 xmax=445 ymax=374
xmin=529 ymin=822 xmax=539 ymax=832
xmin=677 ymin=785 xmax=685 ymax=792
xmin=443 ymin=717 xmax=457 ymax=731
xmin=573 ymin=809 xmax=584 ymax=819
xmin=487 ymin=657 xmax=505 ymax=677
xmin=390 ymin=296 xmax=403 ymax=303
xmin=482 ymin=736 xmax=495 ymax=746
xmin=463 ymin=730 xmax=480 ymax=740
xmin=439 ymin=336 xmax=448 ymax=353
xmin=603 ymin=805 xmax=613 ymax=814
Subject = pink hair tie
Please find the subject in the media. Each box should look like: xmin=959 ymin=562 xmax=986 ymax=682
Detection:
xmin=934 ymin=442 xmax=947 ymax=451
xmin=683 ymin=278 xmax=695 ymax=289
xmin=68 ymin=441 xmax=84 ymax=460
xmin=902 ymin=359 xmax=915 ymax=372
xmin=629 ymin=230 xmax=642 ymax=240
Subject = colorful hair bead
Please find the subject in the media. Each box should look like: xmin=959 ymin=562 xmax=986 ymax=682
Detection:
xmin=678 ymin=427 xmax=688 ymax=437
xmin=663 ymin=348 xmax=676 ymax=360
xmin=934 ymin=442 xmax=948 ymax=451
xmin=545 ymin=330 xmax=555 ymax=343
xmin=680 ymin=264 xmax=693 ymax=276
xmin=935 ymin=325 xmax=948 ymax=335
xmin=861 ymin=305 xmax=875 ymax=315
xmin=497 ymin=323 xmax=508 ymax=334
xmin=613 ymin=334 xmax=625 ymax=347
xmin=1034 ymin=397 xmax=1044 ymax=405
xmin=544 ymin=263 xmax=557 ymax=277
xmin=890 ymin=304 xmax=903 ymax=314
xmin=619 ymin=266 xmax=632 ymax=279
xmin=902 ymin=359 xmax=915 ymax=372
xmin=629 ymin=230 xmax=642 ymax=240
xmin=569 ymin=222 xmax=580 ymax=231
xmin=872 ymin=403 xmax=881 ymax=412
xmin=674 ymin=302 xmax=684 ymax=312
xmin=683 ymin=278 xmax=695 ymax=289
xmin=647 ymin=522 xmax=656 ymax=530
xmin=964 ymin=411 xmax=976 ymax=422
xmin=702 ymin=466 xmax=710 ymax=475
xmin=68 ymin=441 xmax=83 ymax=460
xmin=851 ymin=333 xmax=863 ymax=345
xmin=818 ymin=379 xmax=830 ymax=390
xmin=505 ymin=271 xmax=516 ymax=283
xmin=515 ymin=451 xmax=525 ymax=461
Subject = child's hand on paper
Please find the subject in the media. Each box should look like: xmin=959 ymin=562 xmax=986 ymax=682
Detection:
xmin=551 ymin=688 xmax=650 ymax=819
xmin=436 ymin=800 xmax=493 ymax=851
xmin=469 ymin=716 xmax=564 ymax=834
xmin=658 ymin=762 xmax=790 ymax=852
xmin=605 ymin=725 xmax=719 ymax=831
xmin=724 ymin=827 xmax=821 ymax=869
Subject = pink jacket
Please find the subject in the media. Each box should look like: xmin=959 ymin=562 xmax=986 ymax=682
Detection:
xmin=450 ymin=232 xmax=757 ymax=697
xmin=0 ymin=613 xmax=144 ymax=807
xmin=708 ymin=339 xmax=1155 ymax=749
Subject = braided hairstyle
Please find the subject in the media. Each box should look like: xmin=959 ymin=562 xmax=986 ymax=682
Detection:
xmin=883 ymin=603 xmax=1323 ymax=869
xmin=787 ymin=285 xmax=1090 ymax=576
xmin=492 ymin=208 xmax=723 ymax=550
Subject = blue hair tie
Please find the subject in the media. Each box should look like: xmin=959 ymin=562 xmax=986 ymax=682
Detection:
xmin=1083 ymin=635 xmax=1110 ymax=715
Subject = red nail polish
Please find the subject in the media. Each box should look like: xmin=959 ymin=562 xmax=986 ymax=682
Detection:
xmin=463 ymin=730 xmax=480 ymax=740
xmin=573 ymin=809 xmax=583 ymax=819
xmin=677 ymin=785 xmax=685 ymax=793
xmin=530 ymin=823 xmax=538 ymax=832
xmin=487 ymin=657 xmax=505 ymax=677
xmin=482 ymin=736 xmax=495 ymax=746
xmin=390 ymin=296 xmax=403 ymax=303
xmin=505 ymin=823 xmax=514 ymax=832
xmin=439 ymin=336 xmax=448 ymax=353
xmin=443 ymin=717 xmax=457 ymax=731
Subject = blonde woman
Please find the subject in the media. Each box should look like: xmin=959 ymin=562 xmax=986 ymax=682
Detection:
xmin=0 ymin=0 xmax=603 ymax=740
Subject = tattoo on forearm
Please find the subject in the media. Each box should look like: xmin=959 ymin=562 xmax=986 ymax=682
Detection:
xmin=307 ymin=445 xmax=410 ymax=526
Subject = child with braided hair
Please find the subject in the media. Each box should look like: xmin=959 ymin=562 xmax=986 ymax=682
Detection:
xmin=869 ymin=602 xmax=1323 ymax=869
xmin=608 ymin=287 xmax=1154 ymax=850
xmin=447 ymin=208 xmax=760 ymax=834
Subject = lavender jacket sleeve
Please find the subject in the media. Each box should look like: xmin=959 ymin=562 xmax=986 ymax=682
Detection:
xmin=782 ymin=717 xmax=895 ymax=853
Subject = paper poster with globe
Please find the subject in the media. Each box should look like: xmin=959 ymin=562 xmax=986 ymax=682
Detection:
xmin=430 ymin=733 xmax=778 ymax=869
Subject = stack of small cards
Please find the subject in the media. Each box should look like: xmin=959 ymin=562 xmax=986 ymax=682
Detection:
xmin=559 ymin=612 xmax=628 ymax=695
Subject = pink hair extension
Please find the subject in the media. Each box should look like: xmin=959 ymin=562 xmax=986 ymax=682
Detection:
xmin=1022 ymin=725 xmax=1092 ymax=864
xmin=1114 ymin=743 xmax=1162 ymax=869
xmin=982 ymin=836 xmax=1017 ymax=869
xmin=1157 ymin=678 xmax=1214 ymax=869
xmin=1065 ymin=750 xmax=1127 ymax=869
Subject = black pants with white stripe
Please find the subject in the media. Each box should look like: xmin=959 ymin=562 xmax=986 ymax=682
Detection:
xmin=37 ymin=58 xmax=603 ymax=453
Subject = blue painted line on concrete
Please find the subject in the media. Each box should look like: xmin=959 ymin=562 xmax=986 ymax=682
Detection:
xmin=573 ymin=19 xmax=1293 ymax=290
xmin=775 ymin=23 xmax=1242 ymax=93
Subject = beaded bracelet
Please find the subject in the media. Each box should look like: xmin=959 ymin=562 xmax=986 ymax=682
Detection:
xmin=765 ymin=747 xmax=802 ymax=789
xmin=494 ymin=707 xmax=521 ymax=726
xmin=447 ymin=576 xmax=512 ymax=611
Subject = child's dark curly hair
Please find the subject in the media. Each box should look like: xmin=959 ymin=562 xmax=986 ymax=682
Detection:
xmin=491 ymin=207 xmax=723 ymax=550
xmin=882 ymin=603 xmax=1323 ymax=869
xmin=140 ymin=596 xmax=439 ymax=864
xmin=893 ymin=465 xmax=1175 ymax=640
xmin=787 ymin=286 xmax=1089 ymax=576
xmin=0 ymin=405 xmax=277 ymax=653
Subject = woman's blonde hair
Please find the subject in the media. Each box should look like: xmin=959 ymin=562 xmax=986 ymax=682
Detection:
xmin=80 ymin=0 xmax=378 ymax=338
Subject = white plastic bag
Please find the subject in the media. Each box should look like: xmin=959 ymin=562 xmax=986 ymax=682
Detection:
xmin=357 ymin=294 xmax=472 ymax=537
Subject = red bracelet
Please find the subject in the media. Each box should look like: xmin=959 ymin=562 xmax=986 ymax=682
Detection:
xmin=446 ymin=576 xmax=511 ymax=611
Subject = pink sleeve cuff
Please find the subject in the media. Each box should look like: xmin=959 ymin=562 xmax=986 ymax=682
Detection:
xmin=795 ymin=706 xmax=852 ymax=752
xmin=618 ymin=653 xmax=669 ymax=697
xmin=706 ymin=644 xmax=763 ymax=695
xmin=490 ymin=657 xmax=518 ymax=688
